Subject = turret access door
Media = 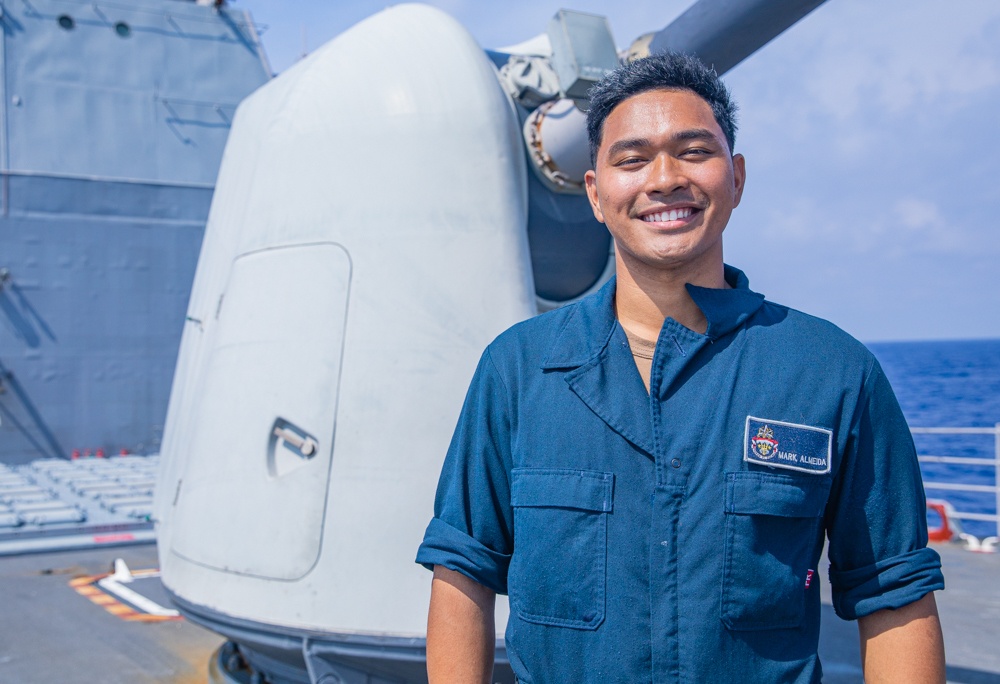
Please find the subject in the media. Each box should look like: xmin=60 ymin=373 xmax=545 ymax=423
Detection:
xmin=170 ymin=242 xmax=350 ymax=581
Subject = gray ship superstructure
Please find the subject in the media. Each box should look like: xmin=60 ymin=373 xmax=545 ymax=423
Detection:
xmin=0 ymin=0 xmax=269 ymax=465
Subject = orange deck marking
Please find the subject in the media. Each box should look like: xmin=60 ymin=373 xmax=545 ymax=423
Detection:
xmin=69 ymin=570 xmax=182 ymax=623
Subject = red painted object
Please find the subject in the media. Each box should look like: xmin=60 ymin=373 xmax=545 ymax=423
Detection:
xmin=927 ymin=500 xmax=955 ymax=543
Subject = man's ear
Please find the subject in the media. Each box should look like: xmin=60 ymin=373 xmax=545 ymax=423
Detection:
xmin=732 ymin=153 xmax=746 ymax=208
xmin=584 ymin=169 xmax=605 ymax=224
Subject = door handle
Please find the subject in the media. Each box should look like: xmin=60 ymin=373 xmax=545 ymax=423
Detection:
xmin=272 ymin=426 xmax=317 ymax=457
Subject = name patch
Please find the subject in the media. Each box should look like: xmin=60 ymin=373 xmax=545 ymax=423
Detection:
xmin=744 ymin=416 xmax=832 ymax=474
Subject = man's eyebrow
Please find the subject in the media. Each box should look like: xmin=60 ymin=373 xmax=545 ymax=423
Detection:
xmin=673 ymin=128 xmax=721 ymax=144
xmin=604 ymin=129 xmax=723 ymax=158
xmin=606 ymin=138 xmax=651 ymax=158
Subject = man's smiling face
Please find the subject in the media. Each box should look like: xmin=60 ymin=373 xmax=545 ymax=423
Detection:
xmin=585 ymin=88 xmax=746 ymax=280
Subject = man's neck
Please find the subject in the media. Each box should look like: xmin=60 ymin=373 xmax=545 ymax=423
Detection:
xmin=614 ymin=257 xmax=728 ymax=339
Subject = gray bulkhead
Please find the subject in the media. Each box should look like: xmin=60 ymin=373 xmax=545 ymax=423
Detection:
xmin=0 ymin=0 xmax=269 ymax=463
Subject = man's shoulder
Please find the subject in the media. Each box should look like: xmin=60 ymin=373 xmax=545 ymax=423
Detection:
xmin=752 ymin=298 xmax=877 ymax=369
xmin=487 ymin=300 xmax=582 ymax=365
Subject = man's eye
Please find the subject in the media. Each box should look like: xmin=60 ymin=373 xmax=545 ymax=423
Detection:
xmin=615 ymin=157 xmax=645 ymax=167
xmin=682 ymin=147 xmax=712 ymax=157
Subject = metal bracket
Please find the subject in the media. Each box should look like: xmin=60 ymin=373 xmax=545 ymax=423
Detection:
xmin=302 ymin=639 xmax=347 ymax=684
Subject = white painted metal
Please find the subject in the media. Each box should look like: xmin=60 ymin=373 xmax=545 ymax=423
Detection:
xmin=524 ymin=98 xmax=591 ymax=193
xmin=170 ymin=243 xmax=350 ymax=580
xmin=99 ymin=559 xmax=180 ymax=618
xmin=156 ymin=4 xmax=531 ymax=637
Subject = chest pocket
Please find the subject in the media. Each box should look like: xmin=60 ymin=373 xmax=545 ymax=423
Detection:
xmin=509 ymin=468 xmax=613 ymax=630
xmin=722 ymin=472 xmax=830 ymax=631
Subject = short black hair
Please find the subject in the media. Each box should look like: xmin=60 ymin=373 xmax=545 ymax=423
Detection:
xmin=586 ymin=52 xmax=738 ymax=164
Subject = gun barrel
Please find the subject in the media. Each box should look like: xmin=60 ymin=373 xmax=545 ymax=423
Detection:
xmin=649 ymin=0 xmax=829 ymax=74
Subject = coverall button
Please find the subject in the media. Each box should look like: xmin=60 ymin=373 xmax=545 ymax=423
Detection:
xmin=670 ymin=458 xmax=681 ymax=468
xmin=582 ymin=611 xmax=596 ymax=622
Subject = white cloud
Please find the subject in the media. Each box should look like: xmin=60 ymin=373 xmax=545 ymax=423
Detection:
xmin=894 ymin=198 xmax=942 ymax=231
xmin=889 ymin=197 xmax=989 ymax=257
xmin=730 ymin=0 xmax=1000 ymax=128
xmin=732 ymin=185 xmax=993 ymax=271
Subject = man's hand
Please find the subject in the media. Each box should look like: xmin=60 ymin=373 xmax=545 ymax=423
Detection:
xmin=427 ymin=565 xmax=496 ymax=683
xmin=859 ymin=592 xmax=945 ymax=684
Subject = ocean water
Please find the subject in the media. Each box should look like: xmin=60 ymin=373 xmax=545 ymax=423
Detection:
xmin=867 ymin=339 xmax=1000 ymax=540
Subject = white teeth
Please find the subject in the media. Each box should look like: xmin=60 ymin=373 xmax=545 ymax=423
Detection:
xmin=643 ymin=208 xmax=693 ymax=222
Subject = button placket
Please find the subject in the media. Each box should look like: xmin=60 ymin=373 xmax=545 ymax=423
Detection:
xmin=650 ymin=321 xmax=708 ymax=485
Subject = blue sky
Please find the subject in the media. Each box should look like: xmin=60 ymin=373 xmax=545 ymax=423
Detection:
xmin=238 ymin=1 xmax=999 ymax=342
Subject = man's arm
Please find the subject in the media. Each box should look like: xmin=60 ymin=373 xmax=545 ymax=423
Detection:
xmin=858 ymin=592 xmax=945 ymax=684
xmin=427 ymin=565 xmax=496 ymax=684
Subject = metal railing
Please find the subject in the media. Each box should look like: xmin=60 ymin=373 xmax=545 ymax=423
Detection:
xmin=913 ymin=424 xmax=1000 ymax=539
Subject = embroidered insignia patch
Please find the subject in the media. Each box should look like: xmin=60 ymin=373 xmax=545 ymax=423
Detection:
xmin=744 ymin=416 xmax=832 ymax=474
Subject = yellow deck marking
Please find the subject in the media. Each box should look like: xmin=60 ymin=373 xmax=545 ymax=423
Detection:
xmin=69 ymin=569 xmax=182 ymax=623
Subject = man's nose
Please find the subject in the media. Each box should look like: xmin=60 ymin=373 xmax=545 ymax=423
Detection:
xmin=644 ymin=153 xmax=689 ymax=194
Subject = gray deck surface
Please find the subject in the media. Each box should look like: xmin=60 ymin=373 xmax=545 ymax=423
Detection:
xmin=819 ymin=541 xmax=999 ymax=684
xmin=0 ymin=541 xmax=996 ymax=683
xmin=0 ymin=544 xmax=222 ymax=684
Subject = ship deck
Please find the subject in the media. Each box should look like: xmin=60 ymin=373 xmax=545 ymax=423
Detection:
xmin=0 ymin=541 xmax=996 ymax=683
xmin=0 ymin=544 xmax=222 ymax=683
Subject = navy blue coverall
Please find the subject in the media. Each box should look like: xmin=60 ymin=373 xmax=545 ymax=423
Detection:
xmin=417 ymin=266 xmax=943 ymax=683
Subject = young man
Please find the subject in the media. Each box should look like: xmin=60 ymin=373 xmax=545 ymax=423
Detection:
xmin=416 ymin=54 xmax=945 ymax=683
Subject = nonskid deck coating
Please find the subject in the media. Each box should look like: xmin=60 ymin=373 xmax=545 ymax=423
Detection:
xmin=0 ymin=544 xmax=222 ymax=684
xmin=0 ymin=542 xmax=995 ymax=683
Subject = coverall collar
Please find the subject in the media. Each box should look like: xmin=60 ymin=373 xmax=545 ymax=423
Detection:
xmin=541 ymin=264 xmax=765 ymax=371
xmin=540 ymin=265 xmax=765 ymax=457
xmin=686 ymin=264 xmax=766 ymax=341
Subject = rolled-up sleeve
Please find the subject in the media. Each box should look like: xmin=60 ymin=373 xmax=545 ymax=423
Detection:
xmin=415 ymin=347 xmax=514 ymax=595
xmin=826 ymin=359 xmax=944 ymax=620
